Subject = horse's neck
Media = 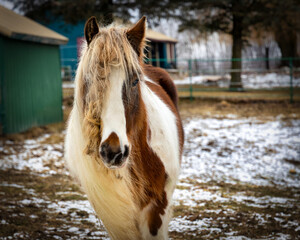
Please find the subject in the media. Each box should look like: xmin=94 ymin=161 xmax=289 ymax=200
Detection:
xmin=140 ymin=78 xmax=180 ymax=186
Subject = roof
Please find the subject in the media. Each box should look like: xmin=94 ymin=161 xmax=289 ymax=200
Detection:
xmin=146 ymin=29 xmax=177 ymax=43
xmin=0 ymin=5 xmax=68 ymax=45
xmin=114 ymin=18 xmax=177 ymax=43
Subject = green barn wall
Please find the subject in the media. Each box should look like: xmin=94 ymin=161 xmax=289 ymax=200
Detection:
xmin=0 ymin=37 xmax=4 ymax=132
xmin=0 ymin=36 xmax=62 ymax=134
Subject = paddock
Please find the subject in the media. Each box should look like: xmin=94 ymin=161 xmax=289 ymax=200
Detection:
xmin=0 ymin=95 xmax=299 ymax=239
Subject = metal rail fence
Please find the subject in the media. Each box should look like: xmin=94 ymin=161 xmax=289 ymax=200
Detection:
xmin=147 ymin=57 xmax=300 ymax=103
xmin=60 ymin=51 xmax=300 ymax=102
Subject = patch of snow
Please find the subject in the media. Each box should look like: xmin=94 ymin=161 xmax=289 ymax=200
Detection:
xmin=1 ymin=219 xmax=8 ymax=224
xmin=63 ymin=82 xmax=75 ymax=88
xmin=273 ymin=233 xmax=294 ymax=240
xmin=19 ymin=197 xmax=49 ymax=207
xmin=282 ymin=220 xmax=299 ymax=228
xmin=169 ymin=216 xmax=208 ymax=232
xmin=53 ymin=236 xmax=63 ymax=240
xmin=174 ymin=188 xmax=228 ymax=207
xmin=220 ymin=236 xmax=252 ymax=240
xmin=68 ymin=227 xmax=79 ymax=232
xmin=242 ymin=73 xmax=300 ymax=89
xmin=175 ymin=74 xmax=229 ymax=86
xmin=0 ymin=183 xmax=24 ymax=188
xmin=174 ymin=73 xmax=300 ymax=89
xmin=254 ymin=214 xmax=267 ymax=225
xmin=47 ymin=200 xmax=97 ymax=223
xmin=231 ymin=195 xmax=296 ymax=208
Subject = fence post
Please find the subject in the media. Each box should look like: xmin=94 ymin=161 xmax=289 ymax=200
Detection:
xmin=188 ymin=59 xmax=193 ymax=101
xmin=289 ymin=58 xmax=294 ymax=103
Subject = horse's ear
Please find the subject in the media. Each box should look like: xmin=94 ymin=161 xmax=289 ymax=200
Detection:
xmin=84 ymin=16 xmax=99 ymax=45
xmin=127 ymin=16 xmax=147 ymax=57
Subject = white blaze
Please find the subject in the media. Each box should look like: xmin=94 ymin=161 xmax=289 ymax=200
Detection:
xmin=100 ymin=67 xmax=129 ymax=151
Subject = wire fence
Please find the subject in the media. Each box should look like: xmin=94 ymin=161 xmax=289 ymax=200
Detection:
xmin=148 ymin=57 xmax=300 ymax=103
xmin=61 ymin=54 xmax=300 ymax=103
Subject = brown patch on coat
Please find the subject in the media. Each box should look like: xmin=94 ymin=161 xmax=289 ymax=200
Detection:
xmin=143 ymin=64 xmax=179 ymax=109
xmin=148 ymin=191 xmax=168 ymax=236
xmin=101 ymin=132 xmax=120 ymax=153
xmin=129 ymin=138 xmax=168 ymax=236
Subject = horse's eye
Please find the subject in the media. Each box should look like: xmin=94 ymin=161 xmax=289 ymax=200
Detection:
xmin=132 ymin=78 xmax=139 ymax=87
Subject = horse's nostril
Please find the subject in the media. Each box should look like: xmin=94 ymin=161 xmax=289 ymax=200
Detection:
xmin=107 ymin=149 xmax=122 ymax=162
xmin=123 ymin=145 xmax=129 ymax=158
xmin=114 ymin=152 xmax=123 ymax=165
xmin=100 ymin=145 xmax=107 ymax=159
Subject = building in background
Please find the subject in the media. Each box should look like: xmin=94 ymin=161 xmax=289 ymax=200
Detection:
xmin=44 ymin=19 xmax=177 ymax=80
xmin=0 ymin=6 xmax=68 ymax=134
xmin=144 ymin=28 xmax=177 ymax=69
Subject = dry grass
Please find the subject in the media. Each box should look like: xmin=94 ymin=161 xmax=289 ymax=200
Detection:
xmin=179 ymin=98 xmax=300 ymax=120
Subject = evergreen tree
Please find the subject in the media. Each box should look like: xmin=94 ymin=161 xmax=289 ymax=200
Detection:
xmin=6 ymin=0 xmax=137 ymax=25
xmin=175 ymin=0 xmax=274 ymax=90
xmin=6 ymin=0 xmax=176 ymax=26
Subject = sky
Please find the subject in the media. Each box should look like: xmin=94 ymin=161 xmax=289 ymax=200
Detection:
xmin=0 ymin=0 xmax=22 ymax=13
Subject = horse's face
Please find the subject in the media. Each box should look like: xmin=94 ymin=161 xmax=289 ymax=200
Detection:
xmin=81 ymin=17 xmax=146 ymax=169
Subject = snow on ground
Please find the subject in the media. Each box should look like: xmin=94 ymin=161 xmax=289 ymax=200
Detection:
xmin=174 ymin=73 xmax=300 ymax=89
xmin=46 ymin=200 xmax=109 ymax=239
xmin=168 ymin=117 xmax=300 ymax=238
xmin=0 ymin=116 xmax=300 ymax=239
xmin=181 ymin=117 xmax=300 ymax=187
xmin=3 ymin=118 xmax=297 ymax=187
xmin=0 ymin=133 xmax=65 ymax=175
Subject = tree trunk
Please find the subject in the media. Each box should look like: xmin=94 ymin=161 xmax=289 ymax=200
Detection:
xmin=275 ymin=27 xmax=299 ymax=67
xmin=230 ymin=15 xmax=243 ymax=91
xmin=265 ymin=47 xmax=270 ymax=70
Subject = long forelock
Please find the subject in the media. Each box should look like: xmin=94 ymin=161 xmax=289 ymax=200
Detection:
xmin=88 ymin=27 xmax=140 ymax=79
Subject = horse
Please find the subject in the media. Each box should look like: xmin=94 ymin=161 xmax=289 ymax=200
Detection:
xmin=65 ymin=16 xmax=184 ymax=240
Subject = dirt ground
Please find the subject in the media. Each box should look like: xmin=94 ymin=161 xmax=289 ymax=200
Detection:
xmin=178 ymin=98 xmax=300 ymax=120
xmin=0 ymin=96 xmax=300 ymax=239
xmin=177 ymin=87 xmax=300 ymax=102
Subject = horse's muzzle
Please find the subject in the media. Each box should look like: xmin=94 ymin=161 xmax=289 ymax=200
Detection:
xmin=99 ymin=132 xmax=129 ymax=169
